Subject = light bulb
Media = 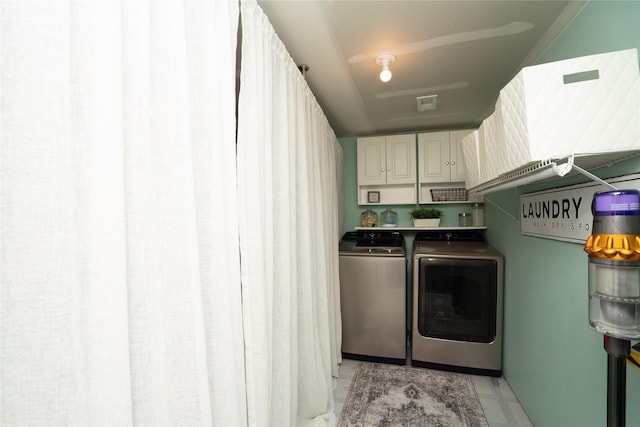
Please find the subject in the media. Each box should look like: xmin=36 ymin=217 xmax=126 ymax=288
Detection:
xmin=380 ymin=66 xmax=392 ymax=82
xmin=376 ymin=54 xmax=395 ymax=83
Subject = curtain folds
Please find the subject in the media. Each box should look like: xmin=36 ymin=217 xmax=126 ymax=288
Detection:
xmin=237 ymin=1 xmax=343 ymax=426
xmin=2 ymin=0 xmax=342 ymax=425
xmin=2 ymin=1 xmax=246 ymax=425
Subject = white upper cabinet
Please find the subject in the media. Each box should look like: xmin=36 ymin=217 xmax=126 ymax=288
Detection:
xmin=357 ymin=134 xmax=416 ymax=185
xmin=418 ymin=130 xmax=472 ymax=183
xmin=356 ymin=134 xmax=417 ymax=205
xmin=357 ymin=136 xmax=386 ymax=185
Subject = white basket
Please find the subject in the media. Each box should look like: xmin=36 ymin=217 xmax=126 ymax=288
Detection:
xmin=430 ymin=188 xmax=468 ymax=202
xmin=495 ymin=49 xmax=640 ymax=163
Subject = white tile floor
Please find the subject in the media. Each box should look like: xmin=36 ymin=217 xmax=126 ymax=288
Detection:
xmin=334 ymin=358 xmax=534 ymax=427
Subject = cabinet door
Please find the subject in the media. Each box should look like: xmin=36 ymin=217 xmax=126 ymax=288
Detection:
xmin=385 ymin=134 xmax=416 ymax=184
xmin=450 ymin=129 xmax=473 ymax=182
xmin=418 ymin=131 xmax=450 ymax=183
xmin=357 ymin=136 xmax=386 ymax=185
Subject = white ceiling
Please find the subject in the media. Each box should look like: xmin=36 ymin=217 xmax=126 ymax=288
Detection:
xmin=257 ymin=0 xmax=588 ymax=138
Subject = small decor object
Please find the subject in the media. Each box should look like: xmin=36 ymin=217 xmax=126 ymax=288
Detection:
xmin=472 ymin=203 xmax=484 ymax=226
xmin=360 ymin=208 xmax=378 ymax=227
xmin=338 ymin=362 xmax=488 ymax=427
xmin=380 ymin=208 xmax=398 ymax=227
xmin=367 ymin=191 xmax=380 ymax=203
xmin=410 ymin=207 xmax=442 ymax=227
xmin=458 ymin=212 xmax=472 ymax=227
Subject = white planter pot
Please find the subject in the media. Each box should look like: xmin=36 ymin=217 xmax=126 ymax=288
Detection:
xmin=413 ymin=218 xmax=440 ymax=227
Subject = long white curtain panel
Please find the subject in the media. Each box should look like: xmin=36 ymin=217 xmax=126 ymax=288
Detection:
xmin=237 ymin=1 xmax=343 ymax=425
xmin=1 ymin=1 xmax=246 ymax=425
xmin=2 ymin=0 xmax=344 ymax=425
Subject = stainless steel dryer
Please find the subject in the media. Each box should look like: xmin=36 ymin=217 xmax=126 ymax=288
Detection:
xmin=412 ymin=231 xmax=504 ymax=376
xmin=339 ymin=231 xmax=407 ymax=364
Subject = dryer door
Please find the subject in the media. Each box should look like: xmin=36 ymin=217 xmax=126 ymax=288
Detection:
xmin=416 ymin=257 xmax=498 ymax=343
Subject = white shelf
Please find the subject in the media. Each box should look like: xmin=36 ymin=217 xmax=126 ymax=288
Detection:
xmin=358 ymin=184 xmax=416 ymax=205
xmin=467 ymin=151 xmax=640 ymax=195
xmin=354 ymin=226 xmax=487 ymax=231
xmin=421 ymin=201 xmax=480 ymax=205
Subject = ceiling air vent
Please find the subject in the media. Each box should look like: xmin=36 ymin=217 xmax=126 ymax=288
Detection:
xmin=416 ymin=95 xmax=438 ymax=112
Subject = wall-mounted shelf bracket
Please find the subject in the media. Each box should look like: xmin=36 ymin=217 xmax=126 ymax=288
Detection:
xmin=571 ymin=162 xmax=618 ymax=190
xmin=467 ymin=150 xmax=639 ymax=196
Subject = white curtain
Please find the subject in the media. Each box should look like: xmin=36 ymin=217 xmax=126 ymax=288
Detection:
xmin=1 ymin=1 xmax=247 ymax=425
xmin=2 ymin=1 xmax=344 ymax=425
xmin=237 ymin=1 xmax=343 ymax=426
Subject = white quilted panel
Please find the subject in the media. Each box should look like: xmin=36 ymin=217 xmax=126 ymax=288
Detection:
xmin=497 ymin=48 xmax=640 ymax=162
xmin=460 ymin=130 xmax=481 ymax=189
xmin=498 ymin=73 xmax=531 ymax=169
xmin=477 ymin=123 xmax=491 ymax=184
xmin=482 ymin=101 xmax=511 ymax=180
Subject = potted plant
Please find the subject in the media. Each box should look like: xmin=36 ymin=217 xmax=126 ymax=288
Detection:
xmin=410 ymin=207 xmax=442 ymax=227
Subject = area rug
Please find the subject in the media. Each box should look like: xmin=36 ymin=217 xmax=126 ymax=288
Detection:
xmin=338 ymin=362 xmax=488 ymax=427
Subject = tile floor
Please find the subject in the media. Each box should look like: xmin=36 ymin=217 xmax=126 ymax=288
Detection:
xmin=334 ymin=358 xmax=534 ymax=427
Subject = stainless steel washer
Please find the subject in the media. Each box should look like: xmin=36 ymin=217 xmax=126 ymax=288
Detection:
xmin=339 ymin=231 xmax=406 ymax=364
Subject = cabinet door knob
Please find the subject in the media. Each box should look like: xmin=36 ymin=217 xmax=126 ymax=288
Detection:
xmin=387 ymin=168 xmax=391 ymax=171
xmin=451 ymin=161 xmax=455 ymax=165
xmin=445 ymin=161 xmax=450 ymax=165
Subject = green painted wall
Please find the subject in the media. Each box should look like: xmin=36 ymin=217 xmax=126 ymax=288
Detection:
xmin=340 ymin=2 xmax=640 ymax=425
xmin=488 ymin=2 xmax=640 ymax=426
xmin=484 ymin=158 xmax=640 ymax=427
xmin=485 ymin=1 xmax=640 ymax=426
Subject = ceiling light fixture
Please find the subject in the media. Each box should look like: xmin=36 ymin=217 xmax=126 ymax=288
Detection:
xmin=376 ymin=54 xmax=396 ymax=82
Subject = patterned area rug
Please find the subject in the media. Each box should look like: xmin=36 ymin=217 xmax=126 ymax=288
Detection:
xmin=339 ymin=362 xmax=488 ymax=427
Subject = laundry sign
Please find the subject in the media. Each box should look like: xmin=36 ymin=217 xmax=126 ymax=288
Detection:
xmin=520 ymin=174 xmax=640 ymax=244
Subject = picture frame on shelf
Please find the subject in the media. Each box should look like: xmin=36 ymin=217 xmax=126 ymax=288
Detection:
xmin=367 ymin=191 xmax=380 ymax=203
